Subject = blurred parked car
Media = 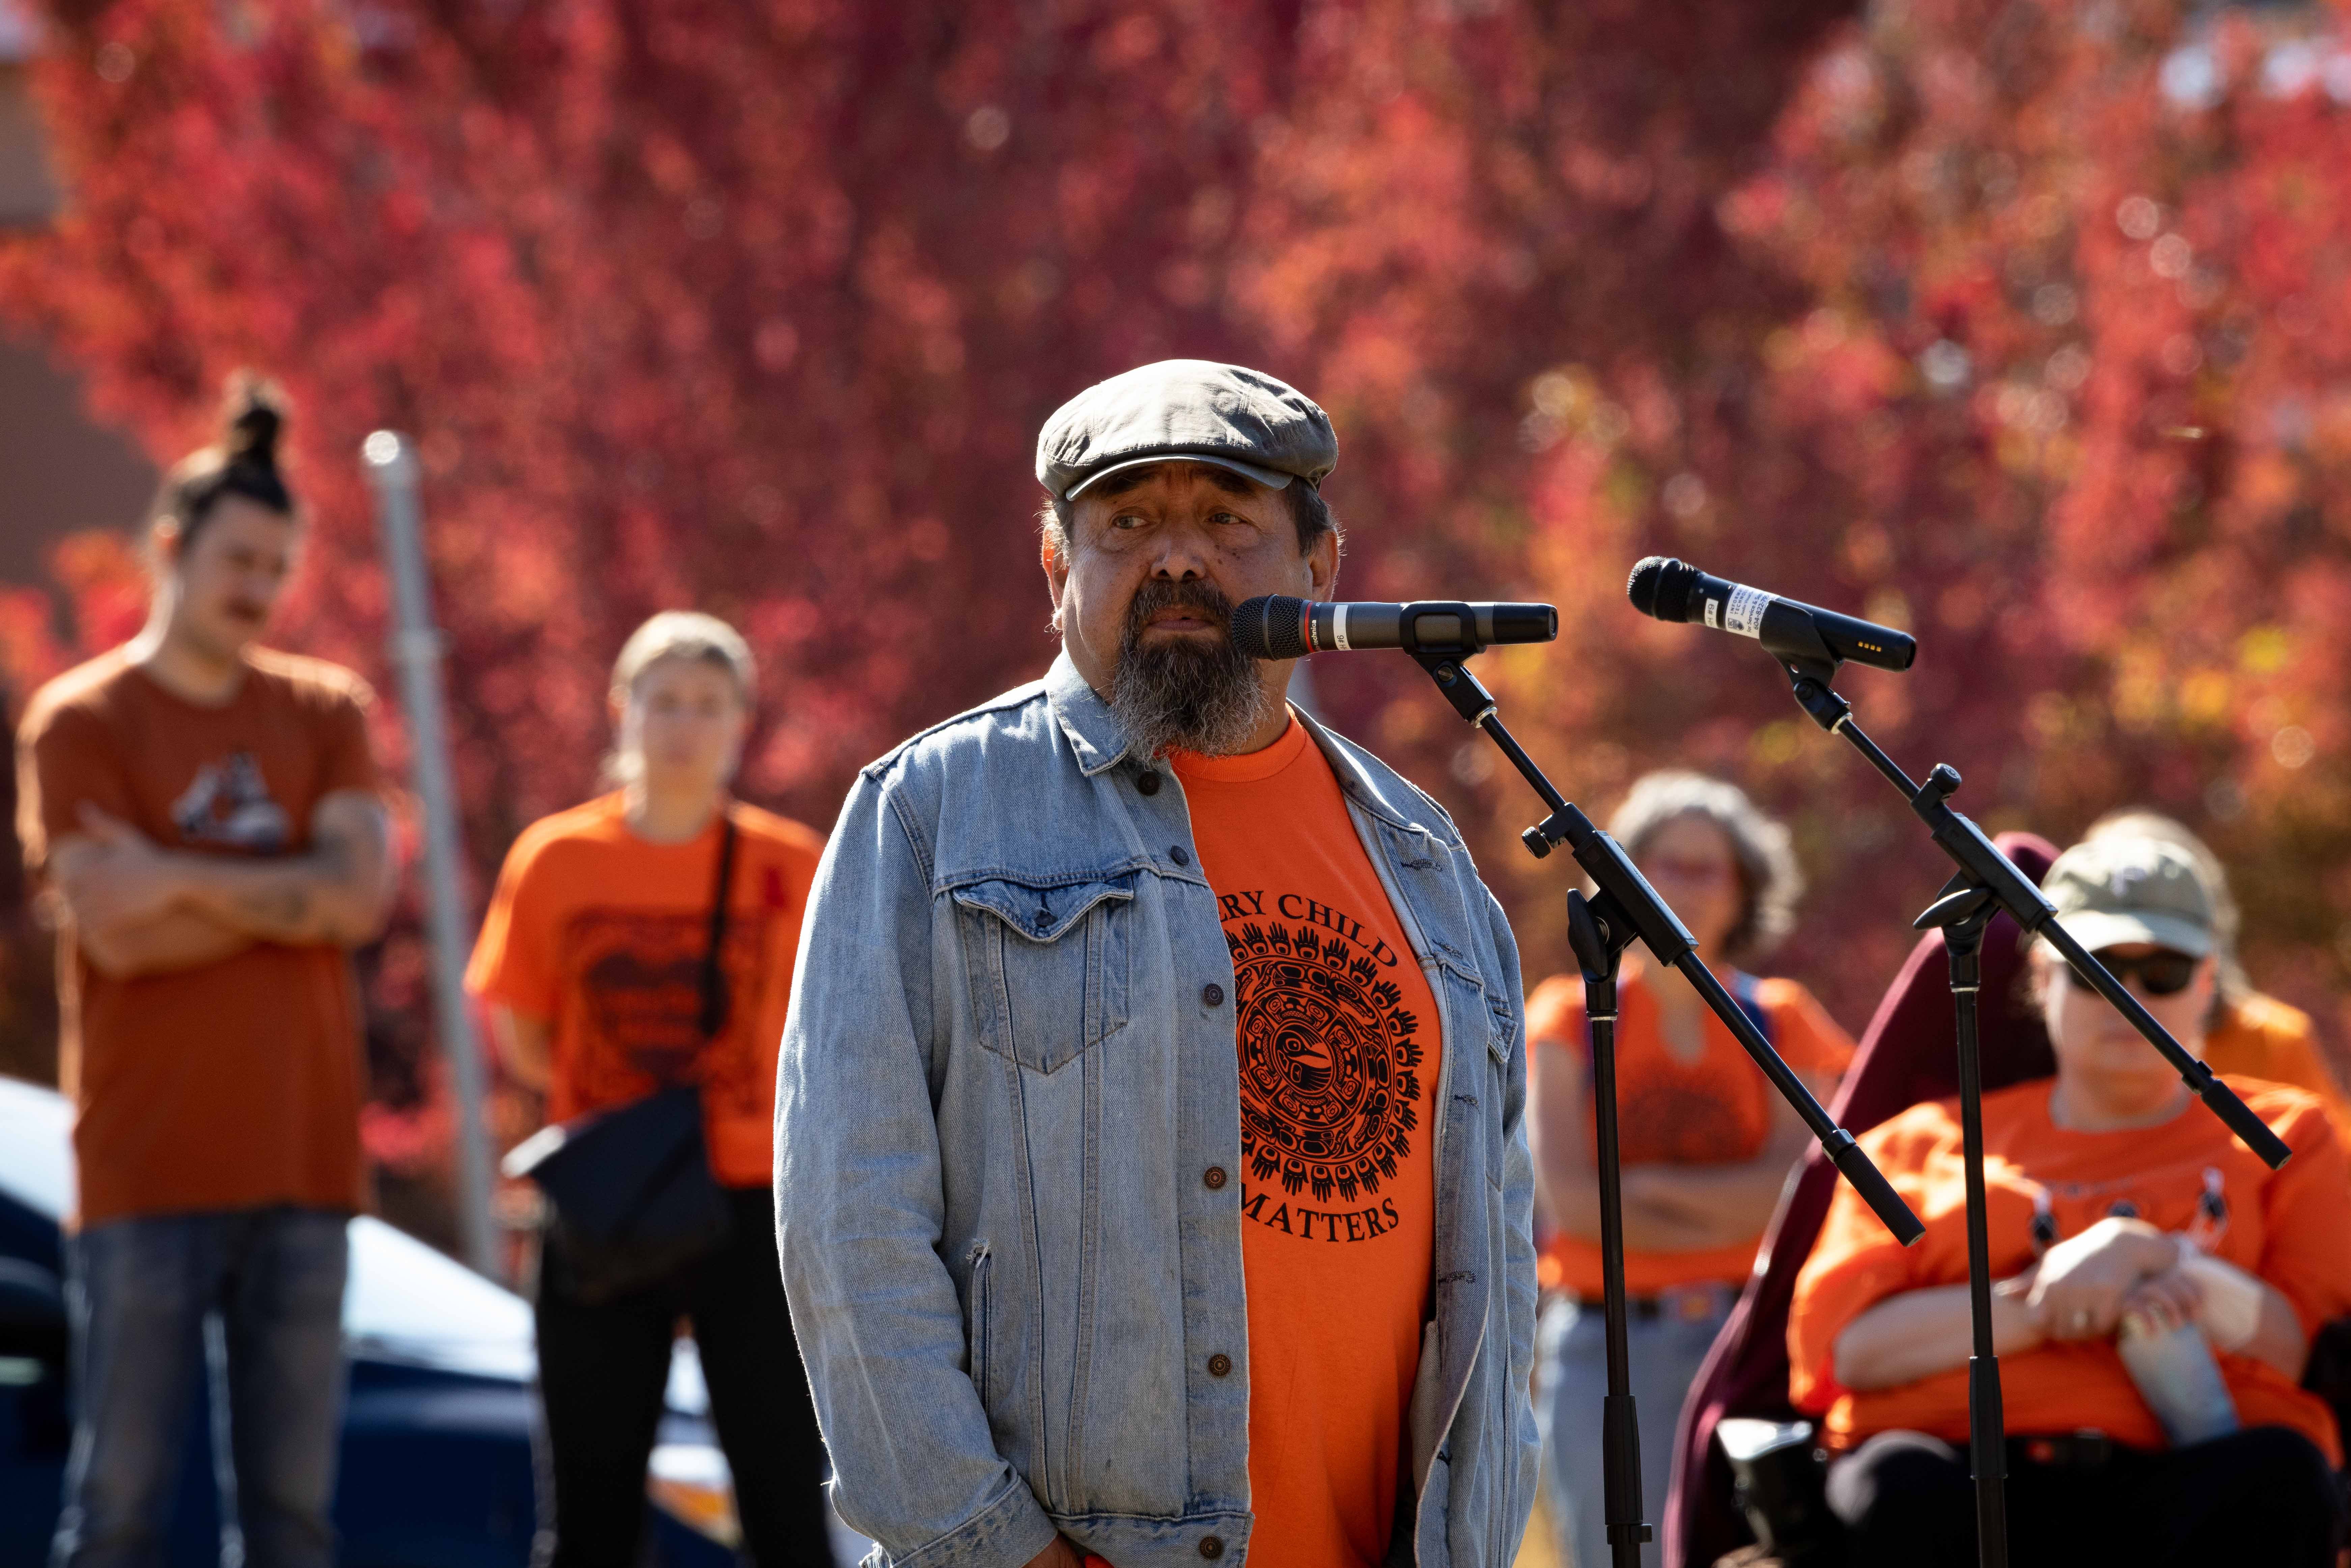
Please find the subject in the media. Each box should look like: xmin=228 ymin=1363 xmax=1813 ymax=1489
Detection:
xmin=0 ymin=1074 xmax=867 ymax=1567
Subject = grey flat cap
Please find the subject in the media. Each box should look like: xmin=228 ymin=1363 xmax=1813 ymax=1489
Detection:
xmin=1036 ymin=359 xmax=1338 ymax=502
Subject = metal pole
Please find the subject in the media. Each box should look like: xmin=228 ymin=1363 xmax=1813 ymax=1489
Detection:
xmin=362 ymin=430 xmax=498 ymax=1278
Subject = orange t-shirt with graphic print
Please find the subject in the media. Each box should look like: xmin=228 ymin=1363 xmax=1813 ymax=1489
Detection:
xmin=1526 ymin=963 xmax=1855 ymax=1297
xmin=1170 ymin=716 xmax=1442 ymax=1568
xmin=1789 ymin=1076 xmax=2351 ymax=1462
xmin=465 ymin=793 xmax=824 ymax=1188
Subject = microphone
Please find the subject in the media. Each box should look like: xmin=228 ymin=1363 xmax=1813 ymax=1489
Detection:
xmin=1626 ymin=557 xmax=1916 ymax=673
xmin=1230 ymin=596 xmax=1558 ymax=660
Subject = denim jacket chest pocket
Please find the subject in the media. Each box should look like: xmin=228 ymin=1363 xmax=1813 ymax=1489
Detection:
xmin=949 ymin=871 xmax=1137 ymax=1074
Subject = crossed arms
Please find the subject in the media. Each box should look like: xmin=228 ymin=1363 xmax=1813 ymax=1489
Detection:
xmin=1532 ymin=1032 xmax=1833 ymax=1254
xmin=48 ymin=793 xmax=396 ymax=979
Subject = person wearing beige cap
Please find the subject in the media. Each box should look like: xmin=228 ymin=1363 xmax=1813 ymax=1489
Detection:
xmin=2087 ymin=808 xmax=2351 ymax=1138
xmin=1781 ymin=834 xmax=2351 ymax=1567
xmin=776 ymin=361 xmax=1536 ymax=1568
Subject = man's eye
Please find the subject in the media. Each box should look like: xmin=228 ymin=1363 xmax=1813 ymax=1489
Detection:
xmin=1111 ymin=513 xmax=1146 ymax=530
xmin=1212 ymin=512 xmax=1245 ymax=526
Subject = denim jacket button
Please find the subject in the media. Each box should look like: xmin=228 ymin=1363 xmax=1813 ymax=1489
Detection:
xmin=1207 ymin=1352 xmax=1232 ymax=1377
xmin=1201 ymin=983 xmax=1224 ymax=1007
xmin=1199 ymin=1537 xmax=1225 ymax=1560
xmin=1170 ymin=844 xmax=1191 ymax=866
xmin=1203 ymin=1166 xmax=1228 ymax=1191
xmin=1136 ymin=771 xmax=1163 ymax=796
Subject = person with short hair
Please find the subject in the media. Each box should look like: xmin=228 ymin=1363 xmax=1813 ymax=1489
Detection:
xmin=1524 ymin=770 xmax=1853 ymax=1568
xmin=2086 ymin=808 xmax=2351 ymax=1136
xmin=1788 ymin=834 xmax=2351 ymax=1567
xmin=777 ymin=361 xmax=1538 ymax=1568
xmin=16 ymin=376 xmax=396 ymax=1568
xmin=466 ymin=611 xmax=833 ymax=1568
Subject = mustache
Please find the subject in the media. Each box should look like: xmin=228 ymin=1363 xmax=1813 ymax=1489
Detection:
xmin=1122 ymin=578 xmax=1235 ymax=647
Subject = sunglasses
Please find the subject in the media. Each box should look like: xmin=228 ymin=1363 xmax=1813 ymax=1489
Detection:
xmin=2070 ymin=948 xmax=2199 ymax=998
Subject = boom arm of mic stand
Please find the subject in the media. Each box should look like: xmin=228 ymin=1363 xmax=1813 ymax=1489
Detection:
xmin=1781 ymin=659 xmax=2292 ymax=1171
xmin=1407 ymin=648 xmax=1926 ymax=1245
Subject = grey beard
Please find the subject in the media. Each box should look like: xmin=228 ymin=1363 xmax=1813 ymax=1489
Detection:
xmin=1109 ymin=630 xmax=1271 ymax=760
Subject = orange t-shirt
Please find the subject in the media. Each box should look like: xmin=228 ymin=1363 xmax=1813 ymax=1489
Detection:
xmin=2207 ymin=993 xmax=2351 ymax=1141
xmin=1526 ymin=964 xmax=1854 ymax=1296
xmin=1169 ymin=716 xmax=1440 ymax=1568
xmin=15 ymin=647 xmax=381 ymax=1226
xmin=1788 ymin=1076 xmax=2351 ymax=1462
xmin=465 ymin=793 xmax=824 ymax=1188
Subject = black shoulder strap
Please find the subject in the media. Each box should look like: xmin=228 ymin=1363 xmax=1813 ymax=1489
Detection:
xmin=1730 ymin=971 xmax=1776 ymax=1048
xmin=696 ymin=810 xmax=740 ymax=1040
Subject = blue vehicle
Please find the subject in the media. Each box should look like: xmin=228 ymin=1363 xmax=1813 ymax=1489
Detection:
xmin=0 ymin=1074 xmax=869 ymax=1567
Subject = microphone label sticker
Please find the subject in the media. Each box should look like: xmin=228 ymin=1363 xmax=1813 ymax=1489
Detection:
xmin=1725 ymin=584 xmax=1770 ymax=639
xmin=1218 ymin=895 xmax=1427 ymax=1244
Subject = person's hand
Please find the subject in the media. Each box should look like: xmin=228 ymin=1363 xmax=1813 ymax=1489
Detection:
xmin=1021 ymin=1536 xmax=1087 ymax=1568
xmin=2027 ymin=1217 xmax=2176 ymax=1342
xmin=60 ymin=805 xmax=183 ymax=928
xmin=2119 ymin=1266 xmax=2207 ymax=1337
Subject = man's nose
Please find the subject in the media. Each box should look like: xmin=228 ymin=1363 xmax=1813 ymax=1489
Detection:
xmin=1149 ymin=537 xmax=1210 ymax=580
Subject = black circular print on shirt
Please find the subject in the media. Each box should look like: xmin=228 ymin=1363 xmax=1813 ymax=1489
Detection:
xmin=1227 ymin=913 xmax=1424 ymax=1207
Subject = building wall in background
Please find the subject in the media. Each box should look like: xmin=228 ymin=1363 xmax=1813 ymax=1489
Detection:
xmin=0 ymin=54 xmax=155 ymax=589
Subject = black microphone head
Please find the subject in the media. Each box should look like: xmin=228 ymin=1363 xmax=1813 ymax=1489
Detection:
xmin=1230 ymin=595 xmax=1310 ymax=660
xmin=1627 ymin=556 xmax=1698 ymax=622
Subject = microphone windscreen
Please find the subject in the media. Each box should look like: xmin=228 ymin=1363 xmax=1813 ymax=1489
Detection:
xmin=1627 ymin=557 xmax=1668 ymax=618
xmin=1627 ymin=556 xmax=1697 ymax=622
xmin=1230 ymin=595 xmax=1310 ymax=660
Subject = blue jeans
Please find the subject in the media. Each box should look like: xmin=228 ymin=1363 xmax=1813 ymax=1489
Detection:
xmin=1536 ymin=1284 xmax=1733 ymax=1568
xmin=51 ymin=1207 xmax=350 ymax=1568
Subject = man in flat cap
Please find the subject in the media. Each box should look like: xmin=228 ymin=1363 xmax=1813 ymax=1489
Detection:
xmin=778 ymin=361 xmax=1537 ymax=1568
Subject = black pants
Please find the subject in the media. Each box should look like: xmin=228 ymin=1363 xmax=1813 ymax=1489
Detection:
xmin=1827 ymin=1425 xmax=2343 ymax=1568
xmin=534 ymin=1187 xmax=835 ymax=1568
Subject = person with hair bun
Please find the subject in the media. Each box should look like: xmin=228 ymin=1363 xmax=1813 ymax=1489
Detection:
xmin=1524 ymin=770 xmax=1855 ymax=1568
xmin=466 ymin=611 xmax=834 ymax=1568
xmin=15 ymin=374 xmax=396 ymax=1566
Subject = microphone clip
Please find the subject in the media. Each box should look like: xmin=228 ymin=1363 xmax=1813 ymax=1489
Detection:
xmin=1403 ymin=604 xmax=1501 ymax=727
xmin=1783 ymin=655 xmax=1852 ymax=733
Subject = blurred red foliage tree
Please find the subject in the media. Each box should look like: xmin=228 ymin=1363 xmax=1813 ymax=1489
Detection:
xmin=4 ymin=0 xmax=2350 ymax=1146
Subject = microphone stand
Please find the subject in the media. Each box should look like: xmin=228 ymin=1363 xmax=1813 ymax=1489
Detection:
xmin=1764 ymin=638 xmax=2294 ymax=1568
xmin=1391 ymin=606 xmax=1927 ymax=1568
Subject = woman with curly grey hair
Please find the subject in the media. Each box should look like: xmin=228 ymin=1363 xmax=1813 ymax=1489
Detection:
xmin=1526 ymin=771 xmax=1855 ymax=1568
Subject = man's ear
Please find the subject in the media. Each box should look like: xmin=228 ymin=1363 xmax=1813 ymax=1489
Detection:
xmin=150 ymin=517 xmax=183 ymax=570
xmin=1306 ymin=524 xmax=1340 ymax=600
xmin=1041 ymin=530 xmax=1068 ymax=607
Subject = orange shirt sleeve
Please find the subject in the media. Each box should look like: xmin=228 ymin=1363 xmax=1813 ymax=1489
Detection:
xmin=2210 ymin=998 xmax=2351 ymax=1138
xmin=465 ymin=828 xmax=563 ymax=1023
xmin=2249 ymin=1093 xmax=2351 ymax=1339
xmin=1786 ymin=1108 xmax=1946 ymax=1411
xmin=1760 ymin=977 xmax=1857 ymax=1079
xmin=1524 ymin=973 xmax=1587 ymax=1069
xmin=17 ymin=702 xmax=133 ymax=878
xmin=313 ymin=680 xmax=383 ymax=801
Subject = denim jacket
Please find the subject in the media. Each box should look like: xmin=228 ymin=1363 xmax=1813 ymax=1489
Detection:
xmin=776 ymin=653 xmax=1538 ymax=1568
